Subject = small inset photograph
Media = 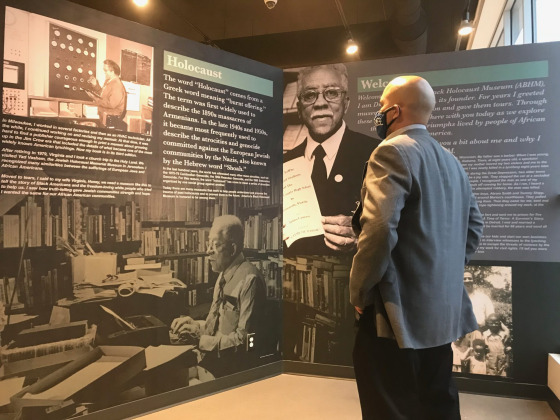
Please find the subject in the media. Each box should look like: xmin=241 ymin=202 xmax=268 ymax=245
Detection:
xmin=3 ymin=6 xmax=154 ymax=135
xmin=454 ymin=266 xmax=513 ymax=378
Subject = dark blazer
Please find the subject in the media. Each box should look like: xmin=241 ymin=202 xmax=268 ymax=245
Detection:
xmin=283 ymin=127 xmax=379 ymax=256
xmin=350 ymin=128 xmax=484 ymax=349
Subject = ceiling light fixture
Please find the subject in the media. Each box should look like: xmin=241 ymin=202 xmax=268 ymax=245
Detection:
xmin=334 ymin=0 xmax=358 ymax=56
xmin=458 ymin=11 xmax=474 ymax=36
xmin=346 ymin=39 xmax=358 ymax=55
xmin=458 ymin=0 xmax=474 ymax=37
xmin=133 ymin=0 xmax=148 ymax=7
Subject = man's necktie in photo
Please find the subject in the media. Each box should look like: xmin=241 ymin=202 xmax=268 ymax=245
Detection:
xmin=205 ymin=274 xmax=227 ymax=335
xmin=311 ymin=145 xmax=327 ymax=211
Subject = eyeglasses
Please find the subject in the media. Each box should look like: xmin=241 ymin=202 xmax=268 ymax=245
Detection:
xmin=298 ymin=87 xmax=346 ymax=106
xmin=207 ymin=240 xmax=228 ymax=253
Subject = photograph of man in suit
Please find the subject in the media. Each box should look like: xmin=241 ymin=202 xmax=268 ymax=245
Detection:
xmin=283 ymin=64 xmax=379 ymax=256
xmin=170 ymin=215 xmax=267 ymax=377
xmin=350 ymin=76 xmax=484 ymax=419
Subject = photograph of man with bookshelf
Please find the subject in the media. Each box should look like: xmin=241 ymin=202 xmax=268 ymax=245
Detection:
xmin=282 ymin=63 xmax=380 ymax=367
xmin=0 ymin=188 xmax=282 ymax=414
xmin=170 ymin=214 xmax=274 ymax=379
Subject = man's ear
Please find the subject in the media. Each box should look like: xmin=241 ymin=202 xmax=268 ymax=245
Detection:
xmin=343 ymin=96 xmax=350 ymax=114
xmin=230 ymin=242 xmax=239 ymax=257
xmin=393 ymin=104 xmax=401 ymax=119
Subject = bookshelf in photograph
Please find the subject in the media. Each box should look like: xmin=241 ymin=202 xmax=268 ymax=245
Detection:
xmin=140 ymin=221 xmax=210 ymax=256
xmin=283 ymin=70 xmax=307 ymax=153
xmin=283 ymin=255 xmax=354 ymax=365
xmin=136 ymin=220 xmax=216 ymax=310
xmin=0 ymin=246 xmax=71 ymax=314
xmin=0 ymin=195 xmax=146 ymax=313
xmin=247 ymin=254 xmax=282 ymax=300
xmin=283 ymin=256 xmax=351 ymax=319
xmin=0 ymin=196 xmax=143 ymax=250
xmin=239 ymin=204 xmax=282 ymax=254
xmin=239 ymin=203 xmax=282 ymax=300
xmin=298 ymin=314 xmax=338 ymax=364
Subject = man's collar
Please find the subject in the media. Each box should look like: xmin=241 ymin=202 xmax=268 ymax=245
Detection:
xmin=222 ymin=252 xmax=245 ymax=282
xmin=304 ymin=121 xmax=346 ymax=161
xmin=386 ymin=124 xmax=426 ymax=141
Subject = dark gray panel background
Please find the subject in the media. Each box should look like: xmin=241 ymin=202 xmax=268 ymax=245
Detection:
xmin=342 ymin=42 xmax=560 ymax=264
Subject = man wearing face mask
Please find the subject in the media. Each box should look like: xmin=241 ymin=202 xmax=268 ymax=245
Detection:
xmin=283 ymin=64 xmax=379 ymax=256
xmin=350 ymin=76 xmax=484 ymax=419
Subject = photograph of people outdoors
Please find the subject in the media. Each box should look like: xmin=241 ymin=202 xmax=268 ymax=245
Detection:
xmin=453 ymin=266 xmax=513 ymax=377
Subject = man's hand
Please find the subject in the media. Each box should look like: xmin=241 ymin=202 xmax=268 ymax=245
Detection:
xmin=87 ymin=76 xmax=98 ymax=87
xmin=322 ymin=215 xmax=357 ymax=252
xmin=355 ymin=306 xmax=363 ymax=315
xmin=171 ymin=315 xmax=201 ymax=338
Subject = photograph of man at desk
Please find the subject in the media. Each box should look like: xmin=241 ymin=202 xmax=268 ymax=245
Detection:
xmin=170 ymin=215 xmax=267 ymax=379
xmin=3 ymin=6 xmax=153 ymax=135
xmin=0 ymin=192 xmax=282 ymax=419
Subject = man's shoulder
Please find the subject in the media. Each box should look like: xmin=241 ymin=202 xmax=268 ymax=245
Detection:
xmin=237 ymin=259 xmax=263 ymax=278
xmin=387 ymin=128 xmax=456 ymax=160
xmin=334 ymin=128 xmax=379 ymax=166
xmin=388 ymin=128 xmax=430 ymax=145
xmin=343 ymin=128 xmax=380 ymax=151
xmin=108 ymin=77 xmax=126 ymax=90
xmin=283 ymin=140 xmax=306 ymax=162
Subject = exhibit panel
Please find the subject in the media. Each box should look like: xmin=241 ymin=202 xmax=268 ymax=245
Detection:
xmin=0 ymin=0 xmax=559 ymax=418
xmin=282 ymin=43 xmax=560 ymax=391
xmin=0 ymin=0 xmax=283 ymax=418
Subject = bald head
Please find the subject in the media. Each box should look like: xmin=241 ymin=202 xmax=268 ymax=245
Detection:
xmin=379 ymin=76 xmax=436 ymax=135
xmin=207 ymin=215 xmax=244 ymax=272
xmin=211 ymin=215 xmax=244 ymax=248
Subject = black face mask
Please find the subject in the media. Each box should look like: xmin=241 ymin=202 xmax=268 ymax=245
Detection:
xmin=373 ymin=105 xmax=398 ymax=139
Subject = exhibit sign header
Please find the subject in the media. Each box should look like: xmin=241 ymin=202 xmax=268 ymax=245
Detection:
xmin=164 ymin=51 xmax=274 ymax=97
xmin=357 ymin=61 xmax=549 ymax=92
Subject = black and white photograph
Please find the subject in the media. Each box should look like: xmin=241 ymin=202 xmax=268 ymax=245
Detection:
xmin=282 ymin=63 xmax=379 ymax=257
xmin=0 ymin=0 xmax=283 ymax=417
xmin=0 ymin=192 xmax=282 ymax=415
xmin=281 ymin=63 xmax=379 ymax=367
xmin=3 ymin=6 xmax=154 ymax=134
xmin=453 ymin=266 xmax=513 ymax=378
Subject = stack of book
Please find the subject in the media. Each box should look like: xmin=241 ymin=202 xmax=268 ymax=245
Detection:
xmin=122 ymin=254 xmax=161 ymax=271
